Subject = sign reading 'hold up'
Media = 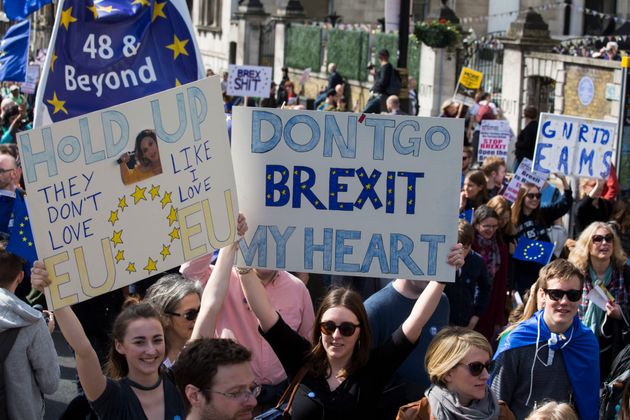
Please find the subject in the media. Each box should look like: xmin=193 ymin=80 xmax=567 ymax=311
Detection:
xmin=18 ymin=77 xmax=238 ymax=309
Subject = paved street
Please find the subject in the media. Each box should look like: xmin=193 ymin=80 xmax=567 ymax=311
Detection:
xmin=44 ymin=330 xmax=76 ymax=420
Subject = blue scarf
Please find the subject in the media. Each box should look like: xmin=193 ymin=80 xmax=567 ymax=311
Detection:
xmin=492 ymin=310 xmax=599 ymax=420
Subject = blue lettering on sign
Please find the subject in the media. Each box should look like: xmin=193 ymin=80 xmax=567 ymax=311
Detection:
xmin=264 ymin=164 xmax=424 ymax=214
xmin=578 ymin=148 xmax=595 ymax=177
xmin=250 ymin=110 xmax=452 ymax=159
xmin=244 ymin=226 xmax=445 ymax=276
xmin=600 ymin=150 xmax=613 ymax=178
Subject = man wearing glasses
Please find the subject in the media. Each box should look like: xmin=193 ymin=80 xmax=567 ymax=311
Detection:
xmin=0 ymin=153 xmax=21 ymax=239
xmin=172 ymin=338 xmax=258 ymax=420
xmin=490 ymin=259 xmax=599 ymax=420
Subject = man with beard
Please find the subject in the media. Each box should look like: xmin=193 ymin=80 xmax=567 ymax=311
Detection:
xmin=172 ymin=338 xmax=258 ymax=420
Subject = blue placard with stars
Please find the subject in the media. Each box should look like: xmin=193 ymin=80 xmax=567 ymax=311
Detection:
xmin=33 ymin=0 xmax=203 ymax=127
xmin=513 ymin=237 xmax=555 ymax=265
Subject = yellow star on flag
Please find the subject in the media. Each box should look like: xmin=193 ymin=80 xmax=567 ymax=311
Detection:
xmin=61 ymin=7 xmax=78 ymax=30
xmin=49 ymin=52 xmax=58 ymax=72
xmin=149 ymin=184 xmax=160 ymax=200
xmin=152 ymin=1 xmax=167 ymax=22
xmin=169 ymin=227 xmax=180 ymax=242
xmin=175 ymin=78 xmax=181 ymax=87
xmin=131 ymin=185 xmax=147 ymax=204
xmin=115 ymin=250 xmax=125 ymax=263
xmin=108 ymin=210 xmax=119 ymax=226
xmin=131 ymin=0 xmax=150 ymax=6
xmin=98 ymin=5 xmax=114 ymax=13
xmin=144 ymin=257 xmax=158 ymax=274
xmin=126 ymin=262 xmax=136 ymax=273
xmin=167 ymin=206 xmax=178 ymax=226
xmin=118 ymin=196 xmax=128 ymax=211
xmin=111 ymin=230 xmax=123 ymax=247
xmin=47 ymin=92 xmax=68 ymax=115
xmin=166 ymin=35 xmax=189 ymax=60
xmin=160 ymin=244 xmax=171 ymax=260
xmin=87 ymin=4 xmax=98 ymax=19
xmin=160 ymin=191 xmax=172 ymax=209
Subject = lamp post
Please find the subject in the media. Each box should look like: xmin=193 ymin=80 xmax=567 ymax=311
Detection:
xmin=397 ymin=0 xmax=410 ymax=113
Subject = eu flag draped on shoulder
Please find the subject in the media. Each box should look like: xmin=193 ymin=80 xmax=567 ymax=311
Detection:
xmin=3 ymin=0 xmax=52 ymax=20
xmin=493 ymin=310 xmax=599 ymax=420
xmin=513 ymin=237 xmax=555 ymax=265
xmin=33 ymin=0 xmax=204 ymax=127
xmin=0 ymin=20 xmax=30 ymax=82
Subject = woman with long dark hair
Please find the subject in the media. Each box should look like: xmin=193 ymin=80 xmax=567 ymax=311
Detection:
xmin=118 ymin=129 xmax=162 ymax=185
xmin=510 ymin=177 xmax=572 ymax=294
xmin=237 ymin=246 xmax=464 ymax=419
xmin=31 ymin=263 xmax=185 ymax=419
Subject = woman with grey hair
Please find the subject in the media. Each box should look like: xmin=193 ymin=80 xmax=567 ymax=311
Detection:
xmin=144 ymin=274 xmax=202 ymax=367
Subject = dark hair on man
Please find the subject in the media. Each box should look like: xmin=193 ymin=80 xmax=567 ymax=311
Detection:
xmin=523 ymin=105 xmax=539 ymax=120
xmin=0 ymin=248 xmax=24 ymax=287
xmin=378 ymin=48 xmax=390 ymax=59
xmin=172 ymin=338 xmax=252 ymax=412
xmin=457 ymin=220 xmax=474 ymax=247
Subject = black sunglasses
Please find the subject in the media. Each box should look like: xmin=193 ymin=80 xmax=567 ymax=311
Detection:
xmin=592 ymin=234 xmax=614 ymax=244
xmin=319 ymin=321 xmax=360 ymax=337
xmin=459 ymin=360 xmax=495 ymax=376
xmin=166 ymin=308 xmax=200 ymax=321
xmin=543 ymin=289 xmax=582 ymax=302
xmin=525 ymin=192 xmax=542 ymax=200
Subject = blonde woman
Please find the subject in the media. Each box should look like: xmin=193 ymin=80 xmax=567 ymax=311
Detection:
xmin=524 ymin=401 xmax=577 ymax=420
xmin=568 ymin=221 xmax=629 ymax=379
xmin=397 ymin=327 xmax=515 ymax=420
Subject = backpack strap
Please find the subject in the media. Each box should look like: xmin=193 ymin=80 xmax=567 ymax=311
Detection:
xmin=274 ymin=365 xmax=309 ymax=413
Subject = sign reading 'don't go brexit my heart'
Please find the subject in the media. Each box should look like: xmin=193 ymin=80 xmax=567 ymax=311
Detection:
xmin=17 ymin=77 xmax=238 ymax=309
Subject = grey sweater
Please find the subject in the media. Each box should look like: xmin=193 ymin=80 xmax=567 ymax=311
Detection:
xmin=0 ymin=287 xmax=59 ymax=420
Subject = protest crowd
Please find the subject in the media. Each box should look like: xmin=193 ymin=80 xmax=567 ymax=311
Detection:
xmin=1 ymin=2 xmax=630 ymax=420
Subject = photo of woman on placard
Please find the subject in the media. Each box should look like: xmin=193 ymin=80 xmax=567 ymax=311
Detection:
xmin=118 ymin=129 xmax=162 ymax=185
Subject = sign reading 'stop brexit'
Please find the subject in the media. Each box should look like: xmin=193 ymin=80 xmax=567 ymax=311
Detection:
xmin=232 ymin=108 xmax=463 ymax=281
xmin=533 ymin=113 xmax=616 ymax=178
xmin=33 ymin=0 xmax=203 ymax=127
xmin=19 ymin=77 xmax=238 ymax=309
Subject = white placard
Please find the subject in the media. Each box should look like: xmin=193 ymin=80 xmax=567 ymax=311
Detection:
xmin=503 ymin=158 xmax=548 ymax=202
xmin=231 ymin=108 xmax=464 ymax=281
xmin=533 ymin=113 xmax=616 ymax=178
xmin=18 ymin=77 xmax=238 ymax=309
xmin=477 ymin=119 xmax=512 ymax=162
xmin=226 ymin=64 xmax=272 ymax=98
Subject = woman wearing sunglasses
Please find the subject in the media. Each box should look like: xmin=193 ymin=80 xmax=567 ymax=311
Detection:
xmin=568 ymin=221 xmax=630 ymax=380
xmin=397 ymin=327 xmax=515 ymax=420
xmin=144 ymin=274 xmax=202 ymax=367
xmin=238 ymin=245 xmax=464 ymax=419
xmin=511 ymin=178 xmax=572 ymax=294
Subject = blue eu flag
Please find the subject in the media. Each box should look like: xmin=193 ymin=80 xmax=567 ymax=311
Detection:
xmin=3 ymin=0 xmax=52 ymax=20
xmin=459 ymin=208 xmax=473 ymax=223
xmin=0 ymin=20 xmax=30 ymax=83
xmin=513 ymin=238 xmax=554 ymax=265
xmin=7 ymin=191 xmax=38 ymax=266
xmin=33 ymin=0 xmax=203 ymax=126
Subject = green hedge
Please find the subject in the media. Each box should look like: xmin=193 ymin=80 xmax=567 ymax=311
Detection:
xmin=327 ymin=29 xmax=369 ymax=82
xmin=408 ymin=36 xmax=420 ymax=81
xmin=372 ymin=33 xmax=398 ymax=67
xmin=285 ymin=25 xmax=322 ymax=70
